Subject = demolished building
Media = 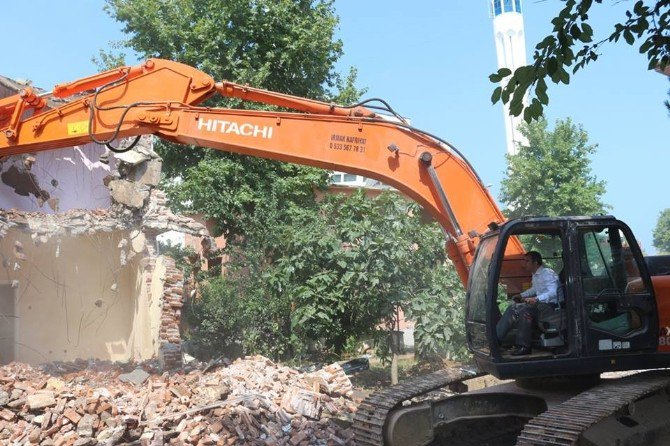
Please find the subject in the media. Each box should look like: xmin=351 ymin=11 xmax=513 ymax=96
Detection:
xmin=0 ymin=75 xmax=209 ymax=369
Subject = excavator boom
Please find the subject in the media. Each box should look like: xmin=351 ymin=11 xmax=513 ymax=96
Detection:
xmin=0 ymin=58 xmax=521 ymax=282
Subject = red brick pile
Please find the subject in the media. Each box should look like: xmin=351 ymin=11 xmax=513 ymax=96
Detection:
xmin=0 ymin=356 xmax=357 ymax=445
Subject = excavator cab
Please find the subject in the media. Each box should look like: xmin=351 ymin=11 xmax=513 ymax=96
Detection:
xmin=466 ymin=216 xmax=663 ymax=380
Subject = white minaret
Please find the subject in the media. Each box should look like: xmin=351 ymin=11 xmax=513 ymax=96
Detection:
xmin=490 ymin=0 xmax=529 ymax=155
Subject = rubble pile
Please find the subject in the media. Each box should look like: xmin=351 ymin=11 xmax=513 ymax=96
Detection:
xmin=0 ymin=356 xmax=357 ymax=445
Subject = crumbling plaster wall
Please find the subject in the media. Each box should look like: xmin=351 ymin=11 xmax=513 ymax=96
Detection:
xmin=0 ymin=78 xmax=209 ymax=366
xmin=0 ymin=221 xmax=192 ymax=367
xmin=3 ymin=229 xmax=140 ymax=364
xmin=0 ymin=180 xmax=206 ymax=366
xmin=0 ymin=143 xmax=113 ymax=213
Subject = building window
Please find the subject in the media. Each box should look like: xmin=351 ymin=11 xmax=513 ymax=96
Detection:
xmin=515 ymin=0 xmax=522 ymax=13
xmin=331 ymin=172 xmax=360 ymax=184
xmin=504 ymin=0 xmax=513 ymax=13
xmin=493 ymin=0 xmax=502 ymax=15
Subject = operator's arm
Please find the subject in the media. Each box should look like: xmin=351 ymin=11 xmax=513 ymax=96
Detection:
xmin=519 ymin=287 xmax=536 ymax=299
xmin=523 ymin=269 xmax=558 ymax=304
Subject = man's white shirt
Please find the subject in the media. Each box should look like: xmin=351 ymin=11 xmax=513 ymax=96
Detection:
xmin=520 ymin=265 xmax=560 ymax=304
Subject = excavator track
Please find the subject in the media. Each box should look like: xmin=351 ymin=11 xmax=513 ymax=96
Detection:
xmin=352 ymin=366 xmax=484 ymax=445
xmin=516 ymin=370 xmax=670 ymax=446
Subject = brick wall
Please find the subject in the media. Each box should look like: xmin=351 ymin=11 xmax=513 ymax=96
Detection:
xmin=158 ymin=257 xmax=186 ymax=369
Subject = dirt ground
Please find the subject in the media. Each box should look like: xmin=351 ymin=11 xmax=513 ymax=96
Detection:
xmin=348 ymin=353 xmax=508 ymax=402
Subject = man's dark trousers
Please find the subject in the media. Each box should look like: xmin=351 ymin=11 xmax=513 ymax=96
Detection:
xmin=496 ymin=302 xmax=555 ymax=348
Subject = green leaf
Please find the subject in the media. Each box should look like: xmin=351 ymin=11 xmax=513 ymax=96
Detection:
xmin=509 ymin=98 xmax=524 ymax=117
xmin=570 ymin=24 xmax=582 ymax=39
xmin=498 ymin=67 xmax=512 ymax=77
xmin=535 ymin=78 xmax=549 ymax=105
xmin=536 ymin=35 xmax=555 ymax=50
xmin=491 ymin=86 xmax=503 ymax=104
xmin=639 ymin=38 xmax=653 ymax=55
xmin=578 ymin=0 xmax=593 ymax=15
xmin=624 ymin=29 xmax=635 ymax=45
xmin=501 ymin=87 xmax=511 ymax=104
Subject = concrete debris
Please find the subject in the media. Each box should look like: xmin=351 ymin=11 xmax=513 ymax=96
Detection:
xmin=134 ymin=159 xmax=162 ymax=187
xmin=112 ymin=150 xmax=151 ymax=167
xmin=0 ymin=356 xmax=356 ymax=445
xmin=118 ymin=368 xmax=150 ymax=386
xmin=23 ymin=155 xmax=36 ymax=171
xmin=108 ymin=179 xmax=150 ymax=209
xmin=0 ymin=203 xmax=207 ymax=246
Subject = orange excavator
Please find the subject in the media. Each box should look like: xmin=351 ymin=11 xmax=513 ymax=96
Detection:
xmin=2 ymin=59 xmax=670 ymax=445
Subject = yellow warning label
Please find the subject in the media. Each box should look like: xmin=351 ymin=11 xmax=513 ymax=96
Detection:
xmin=67 ymin=121 xmax=89 ymax=135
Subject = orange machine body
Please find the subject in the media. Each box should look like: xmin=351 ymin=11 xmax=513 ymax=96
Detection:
xmin=0 ymin=59 xmax=522 ymax=283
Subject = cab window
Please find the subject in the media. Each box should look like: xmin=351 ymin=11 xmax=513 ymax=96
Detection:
xmin=579 ymin=227 xmax=649 ymax=335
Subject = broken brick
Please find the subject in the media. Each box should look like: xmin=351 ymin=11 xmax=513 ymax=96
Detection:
xmin=0 ymin=356 xmax=356 ymax=445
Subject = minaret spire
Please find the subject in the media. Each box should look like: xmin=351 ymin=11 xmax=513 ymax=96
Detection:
xmin=490 ymin=0 xmax=529 ymax=155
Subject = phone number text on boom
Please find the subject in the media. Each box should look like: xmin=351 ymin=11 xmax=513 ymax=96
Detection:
xmin=329 ymin=134 xmax=367 ymax=153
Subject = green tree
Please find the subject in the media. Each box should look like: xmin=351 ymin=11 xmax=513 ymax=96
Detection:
xmin=490 ymin=0 xmax=669 ymax=122
xmin=186 ymin=191 xmax=467 ymax=362
xmin=500 ymin=118 xmax=609 ymax=218
xmin=103 ymin=0 xmax=364 ymax=239
xmin=403 ymin=269 xmax=469 ymax=361
xmin=653 ymin=209 xmax=670 ymax=253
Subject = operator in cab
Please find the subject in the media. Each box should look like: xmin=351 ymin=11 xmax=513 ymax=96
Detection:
xmin=496 ymin=251 xmax=560 ymax=356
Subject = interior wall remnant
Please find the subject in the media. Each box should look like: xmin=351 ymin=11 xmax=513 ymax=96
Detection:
xmin=127 ymin=252 xmax=186 ymax=367
xmin=0 ymin=205 xmax=207 ymax=366
xmin=0 ymin=74 xmax=212 ymax=366
xmin=0 ymin=199 xmax=208 ymax=367
xmin=1 ymin=229 xmax=140 ymax=364
xmin=128 ymin=250 xmax=164 ymax=362
xmin=0 ymin=144 xmax=114 ymax=213
xmin=0 ymin=75 xmax=115 ymax=213
xmin=0 ymin=284 xmax=17 ymax=364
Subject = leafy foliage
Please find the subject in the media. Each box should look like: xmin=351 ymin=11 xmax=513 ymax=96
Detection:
xmin=104 ymin=0 xmax=344 ymax=97
xmin=490 ymin=0 xmax=670 ymax=121
xmin=165 ymin=157 xmax=328 ymax=239
xmin=186 ymin=191 xmax=467 ymax=361
xmin=500 ymin=118 xmax=609 ymax=218
xmin=403 ymin=270 xmax=469 ymax=361
xmin=653 ymin=208 xmax=670 ymax=253
xmin=103 ymin=0 xmax=364 ymax=240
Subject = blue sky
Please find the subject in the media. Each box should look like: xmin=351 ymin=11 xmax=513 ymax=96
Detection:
xmin=3 ymin=1 xmax=668 ymax=253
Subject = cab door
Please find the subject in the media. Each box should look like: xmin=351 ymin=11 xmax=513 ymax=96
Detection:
xmin=576 ymin=223 xmax=658 ymax=355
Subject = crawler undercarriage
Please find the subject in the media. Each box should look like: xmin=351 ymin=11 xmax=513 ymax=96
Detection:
xmin=353 ymin=368 xmax=670 ymax=446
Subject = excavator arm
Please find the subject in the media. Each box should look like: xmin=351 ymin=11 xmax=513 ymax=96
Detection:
xmin=0 ymin=59 xmax=521 ymax=283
